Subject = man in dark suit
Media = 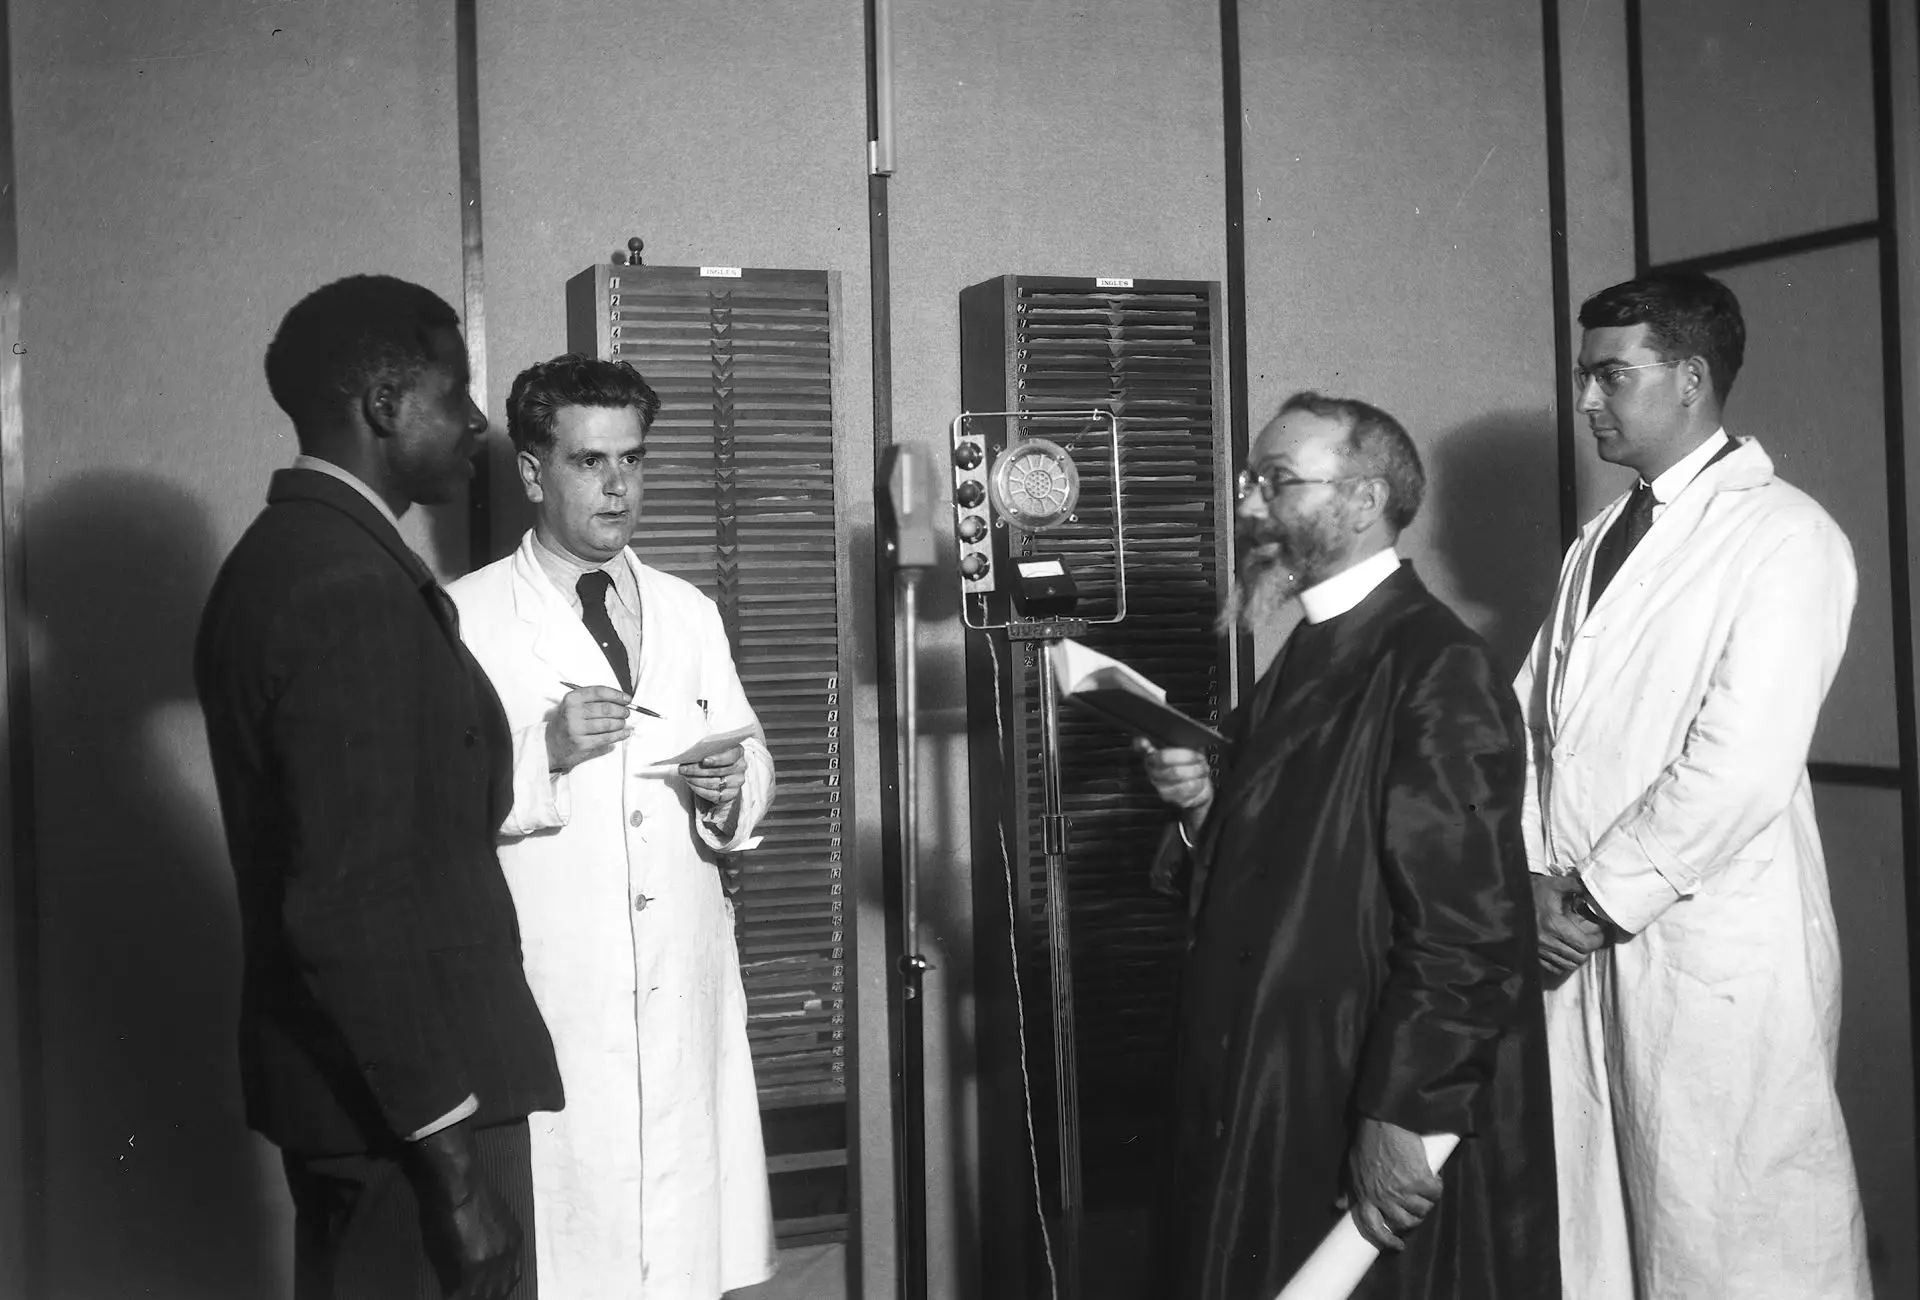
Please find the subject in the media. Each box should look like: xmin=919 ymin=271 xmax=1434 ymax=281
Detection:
xmin=1138 ymin=392 xmax=1557 ymax=1299
xmin=196 ymin=275 xmax=562 ymax=1299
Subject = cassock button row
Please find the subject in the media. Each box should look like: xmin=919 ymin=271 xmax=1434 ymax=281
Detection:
xmin=1214 ymin=1120 xmax=1225 ymax=1139
xmin=629 ymin=810 xmax=643 ymax=828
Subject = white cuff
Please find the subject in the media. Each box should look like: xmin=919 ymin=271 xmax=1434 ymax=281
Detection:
xmin=406 ymin=1093 xmax=478 ymax=1142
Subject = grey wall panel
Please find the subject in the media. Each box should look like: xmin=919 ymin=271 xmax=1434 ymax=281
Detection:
xmin=1239 ymin=0 xmax=1561 ymax=674
xmin=885 ymin=3 xmax=1226 ymax=1293
xmin=1716 ymin=244 xmax=1896 ymax=768
xmin=13 ymin=2 xmax=467 ymax=1296
xmin=1815 ymin=782 xmax=1917 ymax=1300
xmin=475 ymin=0 xmax=874 ymax=557
xmin=1641 ymin=0 xmax=1876 ymax=266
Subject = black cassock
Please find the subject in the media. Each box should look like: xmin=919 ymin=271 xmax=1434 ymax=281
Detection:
xmin=1157 ymin=563 xmax=1557 ymax=1299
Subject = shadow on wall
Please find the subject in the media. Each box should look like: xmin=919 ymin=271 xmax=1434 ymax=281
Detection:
xmin=1420 ymin=410 xmax=1564 ymax=677
xmin=27 ymin=471 xmax=288 ymax=1299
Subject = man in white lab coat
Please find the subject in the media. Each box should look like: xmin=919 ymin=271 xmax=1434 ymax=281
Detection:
xmin=448 ymin=354 xmax=777 ymax=1299
xmin=1516 ymin=271 xmax=1870 ymax=1299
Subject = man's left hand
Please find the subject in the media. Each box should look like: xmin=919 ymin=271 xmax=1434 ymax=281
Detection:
xmin=679 ymin=744 xmax=746 ymax=812
xmin=1342 ymin=1117 xmax=1444 ymax=1252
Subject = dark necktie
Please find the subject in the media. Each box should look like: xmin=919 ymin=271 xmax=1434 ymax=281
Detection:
xmin=576 ymin=569 xmax=633 ymax=694
xmin=1588 ymin=481 xmax=1656 ymax=611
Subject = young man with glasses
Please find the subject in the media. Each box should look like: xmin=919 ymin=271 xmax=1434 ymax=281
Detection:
xmin=1516 ymin=271 xmax=1869 ymax=1298
xmin=1140 ymin=392 xmax=1558 ymax=1299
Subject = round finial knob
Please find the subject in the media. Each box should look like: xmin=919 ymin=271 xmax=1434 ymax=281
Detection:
xmin=627 ymin=237 xmax=645 ymax=266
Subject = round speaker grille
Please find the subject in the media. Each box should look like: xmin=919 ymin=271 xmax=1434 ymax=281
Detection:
xmin=988 ymin=437 xmax=1080 ymax=529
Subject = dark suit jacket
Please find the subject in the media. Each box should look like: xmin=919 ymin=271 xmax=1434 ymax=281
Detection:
xmin=196 ymin=468 xmax=562 ymax=1156
xmin=1160 ymin=564 xmax=1557 ymax=1300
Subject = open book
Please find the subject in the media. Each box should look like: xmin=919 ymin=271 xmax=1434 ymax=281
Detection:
xmin=1047 ymin=639 xmax=1227 ymax=751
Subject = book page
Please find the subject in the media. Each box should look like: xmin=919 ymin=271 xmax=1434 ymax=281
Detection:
xmin=1049 ymin=638 xmax=1166 ymax=703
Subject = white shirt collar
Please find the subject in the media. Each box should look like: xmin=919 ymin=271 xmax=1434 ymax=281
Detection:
xmin=291 ymin=453 xmax=402 ymax=531
xmin=528 ymin=529 xmax=639 ymax=615
xmin=1646 ymin=427 xmax=1729 ymax=504
xmin=1298 ymin=546 xmax=1401 ymax=625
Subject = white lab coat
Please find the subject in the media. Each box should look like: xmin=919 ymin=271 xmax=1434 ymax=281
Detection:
xmin=1514 ymin=437 xmax=1869 ymax=1299
xmin=448 ymin=534 xmax=777 ymax=1300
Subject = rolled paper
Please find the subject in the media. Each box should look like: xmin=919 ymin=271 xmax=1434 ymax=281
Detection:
xmin=1273 ymin=1133 xmax=1461 ymax=1300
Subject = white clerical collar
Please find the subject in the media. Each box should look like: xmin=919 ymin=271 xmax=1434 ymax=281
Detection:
xmin=292 ymin=453 xmax=402 ymax=531
xmin=1299 ymin=546 xmax=1400 ymax=625
xmin=1646 ymin=427 xmax=1729 ymax=505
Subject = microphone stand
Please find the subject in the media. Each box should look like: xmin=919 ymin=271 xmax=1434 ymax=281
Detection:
xmin=883 ymin=447 xmax=934 ymax=1300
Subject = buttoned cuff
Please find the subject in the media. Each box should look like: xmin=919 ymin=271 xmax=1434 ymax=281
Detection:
xmin=696 ymin=803 xmax=762 ymax=854
xmin=503 ymin=724 xmax=572 ymax=837
xmin=1581 ymin=824 xmax=1687 ymax=935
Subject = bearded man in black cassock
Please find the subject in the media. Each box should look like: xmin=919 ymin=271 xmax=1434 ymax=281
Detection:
xmin=1140 ymin=392 xmax=1558 ymax=1300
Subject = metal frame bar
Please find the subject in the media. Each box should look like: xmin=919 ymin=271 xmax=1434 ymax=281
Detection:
xmin=0 ymin=0 xmax=37 ymax=1291
xmin=455 ymin=0 xmax=490 ymax=568
xmin=1540 ymin=0 xmax=1578 ymax=550
xmin=1866 ymin=0 xmax=1920 ymax=1224
xmin=1654 ymin=220 xmax=1882 ymax=277
xmin=1625 ymin=0 xmax=1649 ymax=272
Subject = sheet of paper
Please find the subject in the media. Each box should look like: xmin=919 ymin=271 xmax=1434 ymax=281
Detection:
xmin=655 ymin=723 xmax=758 ymax=767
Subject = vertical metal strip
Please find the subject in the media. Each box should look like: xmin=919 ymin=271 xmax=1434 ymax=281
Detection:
xmin=0 ymin=0 xmax=38 ymax=1294
xmin=1868 ymin=0 xmax=1920 ymax=1223
xmin=1221 ymin=0 xmax=1255 ymax=691
xmin=1624 ymin=0 xmax=1649 ymax=272
xmin=1220 ymin=0 xmax=1247 ymax=463
xmin=455 ymin=0 xmax=490 ymax=568
xmin=1540 ymin=0 xmax=1578 ymax=551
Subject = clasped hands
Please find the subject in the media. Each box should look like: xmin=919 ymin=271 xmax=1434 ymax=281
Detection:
xmin=1533 ymin=873 xmax=1614 ymax=980
xmin=546 ymin=687 xmax=746 ymax=819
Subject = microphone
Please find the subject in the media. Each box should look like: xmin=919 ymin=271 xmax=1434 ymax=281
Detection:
xmin=881 ymin=443 xmax=940 ymax=571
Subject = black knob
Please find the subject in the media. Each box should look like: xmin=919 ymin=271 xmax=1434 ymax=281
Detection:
xmin=953 ymin=441 xmax=983 ymax=470
xmin=960 ymin=553 xmax=990 ymax=580
xmin=956 ymin=480 xmax=985 ymax=508
xmin=627 ymin=237 xmax=645 ymax=266
xmin=957 ymin=514 xmax=987 ymax=543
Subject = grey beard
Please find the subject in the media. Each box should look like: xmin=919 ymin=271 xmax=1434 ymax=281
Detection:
xmin=1216 ymin=555 xmax=1306 ymax=636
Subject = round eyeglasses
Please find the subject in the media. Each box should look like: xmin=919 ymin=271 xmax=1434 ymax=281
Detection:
xmin=1571 ymin=359 xmax=1681 ymax=396
xmin=1234 ymin=467 xmax=1362 ymax=503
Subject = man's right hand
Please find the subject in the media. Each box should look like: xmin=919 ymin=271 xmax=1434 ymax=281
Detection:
xmin=1135 ymin=738 xmax=1214 ymax=820
xmin=1533 ymin=873 xmax=1607 ymax=980
xmin=546 ymin=686 xmax=632 ymax=773
xmin=411 ymin=1123 xmax=523 ymax=1300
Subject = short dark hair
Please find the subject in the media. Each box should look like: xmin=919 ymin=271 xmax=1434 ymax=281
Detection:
xmin=1277 ymin=390 xmax=1426 ymax=535
xmin=506 ymin=354 xmax=662 ymax=456
xmin=264 ymin=275 xmax=462 ymax=428
xmin=1578 ymin=271 xmax=1746 ymax=404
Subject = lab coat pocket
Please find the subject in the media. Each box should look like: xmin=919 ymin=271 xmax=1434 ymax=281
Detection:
xmin=1655 ymin=867 xmax=1777 ymax=992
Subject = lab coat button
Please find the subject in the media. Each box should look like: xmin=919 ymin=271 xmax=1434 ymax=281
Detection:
xmin=629 ymin=810 xmax=643 ymax=828
xmin=633 ymin=894 xmax=651 ymax=913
